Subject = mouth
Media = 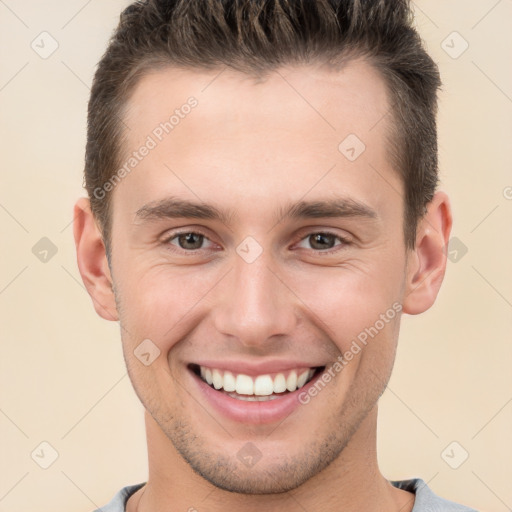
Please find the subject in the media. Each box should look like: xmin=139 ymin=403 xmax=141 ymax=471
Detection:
xmin=188 ymin=363 xmax=325 ymax=402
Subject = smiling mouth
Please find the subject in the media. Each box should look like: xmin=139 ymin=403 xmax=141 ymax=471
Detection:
xmin=188 ymin=363 xmax=325 ymax=401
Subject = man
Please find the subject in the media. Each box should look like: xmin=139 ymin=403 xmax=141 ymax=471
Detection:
xmin=73 ymin=1 xmax=478 ymax=511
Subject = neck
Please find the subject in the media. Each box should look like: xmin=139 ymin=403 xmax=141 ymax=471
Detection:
xmin=128 ymin=406 xmax=415 ymax=512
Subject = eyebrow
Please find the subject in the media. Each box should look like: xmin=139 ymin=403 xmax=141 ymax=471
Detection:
xmin=134 ymin=196 xmax=378 ymax=226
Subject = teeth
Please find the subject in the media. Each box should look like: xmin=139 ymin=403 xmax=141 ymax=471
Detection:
xmin=212 ymin=369 xmax=223 ymax=390
xmin=197 ymin=365 xmax=317 ymax=395
xmin=254 ymin=375 xmax=274 ymax=396
xmin=286 ymin=371 xmax=298 ymax=391
xmin=223 ymin=371 xmax=236 ymax=392
xmin=235 ymin=374 xmax=254 ymax=395
xmin=273 ymin=373 xmax=287 ymax=393
xmin=297 ymin=370 xmax=309 ymax=388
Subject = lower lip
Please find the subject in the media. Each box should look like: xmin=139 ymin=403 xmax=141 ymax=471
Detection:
xmin=188 ymin=367 xmax=324 ymax=425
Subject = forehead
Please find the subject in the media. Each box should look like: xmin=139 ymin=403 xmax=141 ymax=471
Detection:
xmin=124 ymin=59 xmax=391 ymax=141
xmin=114 ymin=60 xmax=400 ymax=225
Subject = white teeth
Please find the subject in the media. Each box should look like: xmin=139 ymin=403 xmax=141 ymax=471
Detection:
xmin=296 ymin=370 xmax=309 ymax=388
xmin=273 ymin=373 xmax=287 ymax=393
xmin=286 ymin=371 xmax=297 ymax=391
xmin=196 ymin=365 xmax=319 ymax=396
xmin=254 ymin=375 xmax=274 ymax=396
xmin=235 ymin=374 xmax=254 ymax=395
xmin=212 ymin=369 xmax=223 ymax=390
xmin=223 ymin=371 xmax=236 ymax=392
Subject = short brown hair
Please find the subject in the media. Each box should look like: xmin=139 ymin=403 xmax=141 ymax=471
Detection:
xmin=85 ymin=0 xmax=441 ymax=257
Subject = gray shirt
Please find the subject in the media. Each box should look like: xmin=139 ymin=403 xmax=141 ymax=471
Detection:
xmin=92 ymin=478 xmax=479 ymax=511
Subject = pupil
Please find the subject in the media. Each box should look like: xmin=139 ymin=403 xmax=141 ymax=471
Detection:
xmin=311 ymin=233 xmax=334 ymax=250
xmin=179 ymin=233 xmax=203 ymax=249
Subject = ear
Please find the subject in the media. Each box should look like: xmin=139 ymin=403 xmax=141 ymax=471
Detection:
xmin=402 ymin=190 xmax=453 ymax=315
xmin=73 ymin=197 xmax=119 ymax=321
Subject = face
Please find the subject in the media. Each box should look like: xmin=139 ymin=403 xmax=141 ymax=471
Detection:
xmin=100 ymin=61 xmax=413 ymax=492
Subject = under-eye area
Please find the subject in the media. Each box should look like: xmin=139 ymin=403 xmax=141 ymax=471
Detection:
xmin=188 ymin=363 xmax=326 ymax=401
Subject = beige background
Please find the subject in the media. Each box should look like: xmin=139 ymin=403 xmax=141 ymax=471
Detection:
xmin=1 ymin=1 xmax=511 ymax=511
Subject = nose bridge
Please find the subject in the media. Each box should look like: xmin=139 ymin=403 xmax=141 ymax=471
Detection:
xmin=213 ymin=247 xmax=297 ymax=345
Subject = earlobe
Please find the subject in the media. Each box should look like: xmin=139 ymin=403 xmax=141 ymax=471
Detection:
xmin=73 ymin=197 xmax=119 ymax=321
xmin=402 ymin=191 xmax=453 ymax=315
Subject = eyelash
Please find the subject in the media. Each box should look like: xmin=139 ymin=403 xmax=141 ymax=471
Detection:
xmin=162 ymin=229 xmax=352 ymax=255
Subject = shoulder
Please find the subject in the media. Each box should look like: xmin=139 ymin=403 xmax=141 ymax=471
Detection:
xmin=391 ymin=478 xmax=479 ymax=512
xmin=91 ymin=482 xmax=146 ymax=512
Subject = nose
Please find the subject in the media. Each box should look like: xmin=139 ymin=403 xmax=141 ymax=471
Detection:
xmin=212 ymin=249 xmax=298 ymax=348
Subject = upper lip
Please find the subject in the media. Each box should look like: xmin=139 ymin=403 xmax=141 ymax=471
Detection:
xmin=189 ymin=359 xmax=326 ymax=376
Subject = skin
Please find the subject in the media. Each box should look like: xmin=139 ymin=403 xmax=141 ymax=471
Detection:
xmin=74 ymin=59 xmax=452 ymax=512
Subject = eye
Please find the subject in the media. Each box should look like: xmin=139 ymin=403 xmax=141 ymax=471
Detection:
xmin=164 ymin=231 xmax=216 ymax=252
xmin=162 ymin=229 xmax=351 ymax=255
xmin=295 ymin=231 xmax=351 ymax=253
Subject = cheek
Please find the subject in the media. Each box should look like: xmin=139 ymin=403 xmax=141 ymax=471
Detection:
xmin=290 ymin=263 xmax=403 ymax=354
xmin=115 ymin=264 xmax=220 ymax=346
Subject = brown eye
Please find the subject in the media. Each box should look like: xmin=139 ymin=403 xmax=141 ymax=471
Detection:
xmin=166 ymin=231 xmax=214 ymax=251
xmin=176 ymin=233 xmax=204 ymax=250
xmin=295 ymin=231 xmax=351 ymax=253
xmin=308 ymin=233 xmax=337 ymax=250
